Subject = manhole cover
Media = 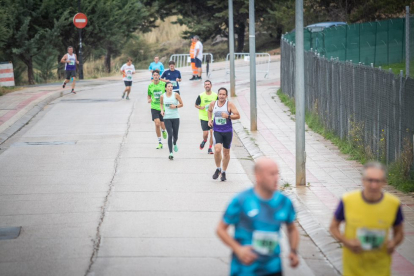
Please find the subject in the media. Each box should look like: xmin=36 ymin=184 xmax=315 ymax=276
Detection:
xmin=0 ymin=227 xmax=21 ymax=240
xmin=12 ymin=141 xmax=77 ymax=147
xmin=61 ymin=99 xmax=119 ymax=103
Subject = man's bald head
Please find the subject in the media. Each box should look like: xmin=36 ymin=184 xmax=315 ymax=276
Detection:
xmin=254 ymin=158 xmax=280 ymax=194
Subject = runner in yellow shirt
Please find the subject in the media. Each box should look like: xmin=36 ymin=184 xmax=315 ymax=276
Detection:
xmin=330 ymin=162 xmax=405 ymax=276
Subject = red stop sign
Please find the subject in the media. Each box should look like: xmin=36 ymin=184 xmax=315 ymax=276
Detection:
xmin=73 ymin=13 xmax=88 ymax=29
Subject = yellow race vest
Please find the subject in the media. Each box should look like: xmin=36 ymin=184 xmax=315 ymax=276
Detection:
xmin=342 ymin=190 xmax=400 ymax=276
xmin=198 ymin=91 xmax=217 ymax=121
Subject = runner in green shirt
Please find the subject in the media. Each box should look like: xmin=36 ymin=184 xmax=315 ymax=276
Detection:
xmin=148 ymin=70 xmax=167 ymax=149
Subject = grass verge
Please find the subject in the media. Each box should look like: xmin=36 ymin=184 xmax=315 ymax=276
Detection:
xmin=276 ymin=89 xmax=414 ymax=193
xmin=0 ymin=86 xmax=22 ymax=96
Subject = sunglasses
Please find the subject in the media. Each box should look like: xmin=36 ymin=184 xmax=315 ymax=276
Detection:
xmin=363 ymin=178 xmax=385 ymax=184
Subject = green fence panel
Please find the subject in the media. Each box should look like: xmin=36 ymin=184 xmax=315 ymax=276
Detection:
xmin=375 ymin=19 xmax=389 ymax=65
xmin=304 ymin=29 xmax=312 ymax=51
xmin=359 ymin=22 xmax=377 ymax=65
xmin=325 ymin=25 xmax=347 ymax=61
xmin=346 ymin=24 xmax=360 ymax=63
xmin=388 ymin=18 xmax=404 ymax=64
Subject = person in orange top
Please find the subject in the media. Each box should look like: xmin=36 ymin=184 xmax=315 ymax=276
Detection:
xmin=189 ymin=36 xmax=198 ymax=80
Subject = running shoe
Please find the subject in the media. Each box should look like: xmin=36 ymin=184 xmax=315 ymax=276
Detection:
xmin=126 ymin=96 xmax=130 ymax=100
xmin=174 ymin=144 xmax=178 ymax=152
xmin=221 ymin=172 xmax=227 ymax=181
xmin=71 ymin=89 xmax=76 ymax=94
xmin=197 ymin=76 xmax=202 ymax=80
xmin=212 ymin=169 xmax=221 ymax=180
xmin=162 ymin=131 xmax=167 ymax=139
xmin=169 ymin=153 xmax=174 ymax=160
xmin=156 ymin=143 xmax=163 ymax=149
xmin=122 ymin=92 xmax=125 ymax=99
xmin=62 ymin=81 xmax=66 ymax=88
xmin=200 ymin=140 xmax=206 ymax=150
xmin=208 ymin=148 xmax=213 ymax=154
xmin=189 ymin=76 xmax=197 ymax=81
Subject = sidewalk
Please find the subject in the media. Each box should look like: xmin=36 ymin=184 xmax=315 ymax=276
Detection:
xmin=227 ymin=63 xmax=414 ymax=276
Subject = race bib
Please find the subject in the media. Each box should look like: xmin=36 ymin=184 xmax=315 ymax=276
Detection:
xmin=126 ymin=70 xmax=132 ymax=80
xmin=154 ymin=92 xmax=162 ymax=100
xmin=215 ymin=117 xmax=227 ymax=125
xmin=252 ymin=230 xmax=279 ymax=256
xmin=170 ymin=81 xmax=177 ymax=86
xmin=205 ymin=105 xmax=210 ymax=111
xmin=69 ymin=60 xmax=75 ymax=65
xmin=357 ymin=228 xmax=386 ymax=251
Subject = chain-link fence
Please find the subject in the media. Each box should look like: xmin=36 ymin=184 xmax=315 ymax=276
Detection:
xmin=283 ymin=16 xmax=414 ymax=69
xmin=281 ymin=39 xmax=414 ymax=164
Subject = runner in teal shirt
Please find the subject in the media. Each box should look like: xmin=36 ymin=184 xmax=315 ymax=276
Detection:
xmin=149 ymin=56 xmax=164 ymax=78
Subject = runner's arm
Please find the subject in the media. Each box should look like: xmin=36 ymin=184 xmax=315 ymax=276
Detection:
xmin=228 ymin=102 xmax=240 ymax=120
xmin=287 ymin=222 xmax=300 ymax=267
xmin=330 ymin=217 xmax=362 ymax=253
xmin=175 ymin=94 xmax=183 ymax=108
xmin=60 ymin=54 xmax=68 ymax=63
xmin=160 ymin=95 xmax=164 ymax=113
xmin=208 ymin=101 xmax=215 ymax=120
xmin=388 ymin=223 xmax=404 ymax=254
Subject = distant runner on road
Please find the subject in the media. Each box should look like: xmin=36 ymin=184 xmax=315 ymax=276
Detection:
xmin=149 ymin=56 xmax=164 ymax=79
xmin=61 ymin=46 xmax=79 ymax=94
xmin=195 ymin=80 xmax=217 ymax=154
xmin=120 ymin=57 xmax=135 ymax=100
xmin=208 ymin=87 xmax=240 ymax=181
xmin=193 ymin=35 xmax=203 ymax=80
xmin=161 ymin=61 xmax=182 ymax=94
xmin=160 ymin=82 xmax=183 ymax=160
xmin=217 ymin=158 xmax=300 ymax=276
xmin=147 ymin=70 xmax=167 ymax=149
xmin=330 ymin=162 xmax=404 ymax=276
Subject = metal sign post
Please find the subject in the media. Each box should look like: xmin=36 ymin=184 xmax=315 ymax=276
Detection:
xmin=406 ymin=6 xmax=410 ymax=78
xmin=228 ymin=0 xmax=236 ymax=97
xmin=295 ymin=0 xmax=306 ymax=186
xmin=73 ymin=0 xmax=87 ymax=79
xmin=249 ymin=0 xmax=257 ymax=131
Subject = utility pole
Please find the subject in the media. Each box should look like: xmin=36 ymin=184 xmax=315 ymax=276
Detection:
xmin=406 ymin=6 xmax=410 ymax=78
xmin=249 ymin=0 xmax=257 ymax=131
xmin=78 ymin=0 xmax=84 ymax=79
xmin=228 ymin=0 xmax=236 ymax=97
xmin=295 ymin=0 xmax=306 ymax=185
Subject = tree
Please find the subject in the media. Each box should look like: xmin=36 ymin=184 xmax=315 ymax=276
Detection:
xmin=158 ymin=0 xmax=279 ymax=53
xmin=2 ymin=0 xmax=69 ymax=84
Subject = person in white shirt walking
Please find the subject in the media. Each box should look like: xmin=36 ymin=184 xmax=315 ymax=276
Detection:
xmin=120 ymin=58 xmax=136 ymax=100
xmin=192 ymin=35 xmax=203 ymax=81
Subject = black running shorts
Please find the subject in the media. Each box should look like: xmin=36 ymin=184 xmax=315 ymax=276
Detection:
xmin=200 ymin=120 xmax=212 ymax=131
xmin=65 ymin=70 xmax=76 ymax=80
xmin=151 ymin=109 xmax=164 ymax=122
xmin=124 ymin=81 xmax=132 ymax=87
xmin=213 ymin=131 xmax=233 ymax=149
xmin=195 ymin=58 xmax=202 ymax=68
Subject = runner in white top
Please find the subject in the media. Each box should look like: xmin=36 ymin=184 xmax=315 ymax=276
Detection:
xmin=120 ymin=57 xmax=136 ymax=100
xmin=60 ymin=46 xmax=79 ymax=94
xmin=194 ymin=35 xmax=203 ymax=80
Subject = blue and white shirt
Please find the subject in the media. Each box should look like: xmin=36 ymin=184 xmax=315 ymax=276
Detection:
xmin=149 ymin=62 xmax=164 ymax=76
xmin=223 ymin=188 xmax=296 ymax=276
xmin=161 ymin=69 xmax=181 ymax=91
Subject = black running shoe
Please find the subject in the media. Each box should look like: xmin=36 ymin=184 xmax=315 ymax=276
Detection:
xmin=208 ymin=148 xmax=213 ymax=154
xmin=62 ymin=81 xmax=66 ymax=88
xmin=220 ymin=172 xmax=227 ymax=182
xmin=71 ymin=89 xmax=76 ymax=94
xmin=200 ymin=140 xmax=206 ymax=150
xmin=197 ymin=76 xmax=202 ymax=80
xmin=189 ymin=76 xmax=197 ymax=81
xmin=213 ymin=169 xmax=221 ymax=180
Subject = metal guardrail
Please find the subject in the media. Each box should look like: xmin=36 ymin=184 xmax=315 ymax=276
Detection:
xmin=169 ymin=53 xmax=214 ymax=77
xmin=225 ymin=53 xmax=271 ymax=78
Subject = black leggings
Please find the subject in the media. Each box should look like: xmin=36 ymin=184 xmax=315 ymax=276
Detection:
xmin=164 ymin=118 xmax=180 ymax=153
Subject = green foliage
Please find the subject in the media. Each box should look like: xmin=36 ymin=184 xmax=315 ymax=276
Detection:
xmin=276 ymin=88 xmax=414 ymax=193
xmin=33 ymin=48 xmax=59 ymax=83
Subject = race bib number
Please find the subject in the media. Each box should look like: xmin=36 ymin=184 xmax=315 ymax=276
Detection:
xmin=357 ymin=228 xmax=386 ymax=251
xmin=205 ymin=105 xmax=210 ymax=111
xmin=69 ymin=60 xmax=75 ymax=65
xmin=170 ymin=81 xmax=177 ymax=86
xmin=252 ymin=230 xmax=279 ymax=256
xmin=215 ymin=117 xmax=227 ymax=125
xmin=154 ymin=92 xmax=162 ymax=100
xmin=126 ymin=70 xmax=132 ymax=80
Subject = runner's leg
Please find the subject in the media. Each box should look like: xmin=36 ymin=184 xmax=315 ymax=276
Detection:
xmin=164 ymin=119 xmax=173 ymax=153
xmin=214 ymin=143 xmax=223 ymax=168
xmin=154 ymin=118 xmax=161 ymax=138
xmin=172 ymin=118 xmax=180 ymax=146
xmin=72 ymin=77 xmax=76 ymax=89
xmin=209 ymin=129 xmax=214 ymax=147
xmin=222 ymin=148 xmax=230 ymax=171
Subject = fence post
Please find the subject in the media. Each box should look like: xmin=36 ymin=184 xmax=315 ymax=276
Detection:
xmin=406 ymin=6 xmax=410 ymax=78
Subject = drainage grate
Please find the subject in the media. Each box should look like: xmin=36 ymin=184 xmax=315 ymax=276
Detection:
xmin=12 ymin=141 xmax=77 ymax=147
xmin=61 ymin=99 xmax=120 ymax=103
xmin=0 ymin=227 xmax=21 ymax=240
